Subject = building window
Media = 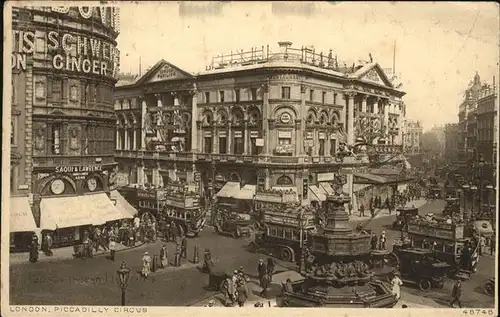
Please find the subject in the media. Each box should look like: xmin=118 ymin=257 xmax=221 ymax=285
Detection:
xmin=251 ymin=138 xmax=259 ymax=155
xmin=319 ymin=139 xmax=325 ymax=156
xmin=219 ymin=90 xmax=225 ymax=103
xmin=219 ymin=136 xmax=227 ymax=154
xmin=251 ymin=88 xmax=257 ymax=101
xmin=52 ymin=123 xmax=62 ymax=154
xmin=204 ymin=137 xmax=212 ymax=153
xmin=309 ymin=89 xmax=314 ymax=101
xmin=330 ymin=139 xmax=336 ymax=156
xmin=235 ymin=89 xmax=240 ymax=102
xmin=205 ymin=92 xmax=210 ymax=103
xmin=282 ymin=86 xmax=291 ymax=99
xmin=322 ymin=91 xmax=327 ymax=104
xmin=233 ymin=134 xmax=244 ymax=154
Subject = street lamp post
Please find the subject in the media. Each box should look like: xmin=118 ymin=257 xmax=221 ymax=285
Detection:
xmin=462 ymin=184 xmax=470 ymax=221
xmin=117 ymin=261 xmax=131 ymax=306
xmin=477 ymin=154 xmax=485 ymax=214
xmin=470 ymin=185 xmax=478 ymax=220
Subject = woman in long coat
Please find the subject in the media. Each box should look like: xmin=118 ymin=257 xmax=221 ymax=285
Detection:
xmin=160 ymin=245 xmax=169 ymax=268
xmin=142 ymin=252 xmax=152 ymax=279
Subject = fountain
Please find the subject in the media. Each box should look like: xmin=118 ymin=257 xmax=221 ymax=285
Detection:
xmin=281 ymin=174 xmax=398 ymax=307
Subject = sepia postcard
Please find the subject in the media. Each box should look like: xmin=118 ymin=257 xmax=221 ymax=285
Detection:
xmin=2 ymin=1 xmax=498 ymax=317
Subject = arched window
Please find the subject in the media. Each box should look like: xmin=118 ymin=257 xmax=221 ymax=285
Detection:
xmin=277 ymin=175 xmax=293 ymax=186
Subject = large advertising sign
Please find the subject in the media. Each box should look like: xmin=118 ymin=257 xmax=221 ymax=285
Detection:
xmin=11 ymin=7 xmax=120 ymax=79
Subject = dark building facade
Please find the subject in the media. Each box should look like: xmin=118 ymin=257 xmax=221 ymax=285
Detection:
xmin=10 ymin=6 xmax=125 ymax=249
xmin=114 ymin=43 xmax=407 ymax=213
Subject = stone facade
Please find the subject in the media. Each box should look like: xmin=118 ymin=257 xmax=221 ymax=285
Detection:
xmin=10 ymin=6 xmax=120 ymax=229
xmin=114 ymin=43 xmax=406 ymax=206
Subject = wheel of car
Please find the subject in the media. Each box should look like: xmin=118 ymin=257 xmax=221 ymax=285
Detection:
xmin=280 ymin=247 xmax=293 ymax=262
xmin=418 ymin=279 xmax=432 ymax=292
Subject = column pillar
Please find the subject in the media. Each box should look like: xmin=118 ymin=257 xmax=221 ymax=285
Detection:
xmin=381 ymin=99 xmax=388 ymax=144
xmin=262 ymin=80 xmax=270 ymax=155
xmin=243 ymin=122 xmax=249 ymax=155
xmin=124 ymin=128 xmax=129 ymax=150
xmin=347 ymin=172 xmax=354 ymax=206
xmin=295 ymin=120 xmax=302 ymax=155
xmin=298 ymin=84 xmax=307 ymax=155
xmin=314 ymin=128 xmax=319 ymax=156
xmin=141 ymin=98 xmax=147 ymax=150
xmin=325 ymin=132 xmax=331 ymax=156
xmin=212 ymin=126 xmax=217 ymax=154
xmin=133 ymin=128 xmax=137 ymax=150
xmin=196 ymin=121 xmax=203 ymax=153
xmin=137 ymin=164 xmax=144 ymax=185
xmin=190 ymin=88 xmax=198 ymax=153
xmin=227 ymin=124 xmax=232 ymax=154
xmin=346 ymin=92 xmax=356 ymax=146
xmin=361 ymin=95 xmax=367 ymax=113
xmin=374 ymin=97 xmax=379 ymax=114
xmin=116 ymin=128 xmax=121 ymax=150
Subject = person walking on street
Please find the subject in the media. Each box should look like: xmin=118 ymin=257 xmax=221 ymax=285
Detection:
xmin=391 ymin=272 xmax=403 ymax=300
xmin=236 ymin=279 xmax=249 ymax=307
xmin=257 ymin=259 xmax=268 ymax=297
xmin=267 ymin=257 xmax=275 ymax=277
xmin=160 ymin=245 xmax=169 ymax=268
xmin=370 ymin=204 xmax=375 ymax=218
xmin=379 ymin=231 xmax=387 ymax=250
xmin=43 ymin=232 xmax=54 ymax=256
xmin=359 ymin=204 xmax=365 ymax=217
xmin=479 ymin=236 xmax=486 ymax=256
xmin=181 ymin=236 xmax=187 ymax=259
xmin=370 ymin=233 xmax=378 ymax=250
xmin=223 ymin=274 xmax=236 ymax=306
xmin=29 ymin=234 xmax=39 ymax=263
xmin=450 ymin=279 xmax=463 ymax=308
xmin=348 ymin=202 xmax=353 ymax=216
xmin=142 ymin=252 xmax=152 ymax=279
xmin=109 ymin=238 xmax=116 ymax=261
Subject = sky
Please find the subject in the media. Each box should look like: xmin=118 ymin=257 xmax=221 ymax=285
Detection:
xmin=117 ymin=1 xmax=499 ymax=131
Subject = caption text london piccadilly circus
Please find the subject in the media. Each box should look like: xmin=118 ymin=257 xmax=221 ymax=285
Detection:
xmin=11 ymin=6 xmax=120 ymax=80
xmin=9 ymin=306 xmax=148 ymax=314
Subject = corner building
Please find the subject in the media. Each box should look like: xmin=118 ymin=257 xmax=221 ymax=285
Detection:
xmin=10 ymin=6 xmax=129 ymax=250
xmin=115 ymin=43 xmax=406 ymax=210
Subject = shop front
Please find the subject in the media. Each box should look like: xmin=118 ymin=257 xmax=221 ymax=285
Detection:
xmin=10 ymin=196 xmax=38 ymax=252
xmin=34 ymin=163 xmax=131 ymax=248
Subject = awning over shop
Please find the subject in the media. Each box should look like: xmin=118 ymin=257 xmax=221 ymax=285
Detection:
xmin=40 ymin=196 xmax=94 ymax=230
xmin=309 ymin=185 xmax=327 ymax=202
xmin=319 ymin=182 xmax=335 ymax=196
xmin=110 ymin=190 xmax=137 ymax=218
xmin=235 ymin=184 xmax=257 ymax=200
xmin=342 ymin=183 xmax=372 ymax=193
xmin=10 ymin=197 xmax=37 ymax=232
xmin=85 ymin=193 xmax=127 ymax=224
xmin=354 ymin=172 xmax=393 ymax=185
xmin=473 ymin=220 xmax=494 ymax=238
xmin=216 ymin=181 xmax=241 ymax=198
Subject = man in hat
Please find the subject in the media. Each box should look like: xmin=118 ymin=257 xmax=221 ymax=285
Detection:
xmin=109 ymin=237 xmax=117 ymax=261
xmin=203 ymin=248 xmax=213 ymax=274
xmin=450 ymin=279 xmax=463 ymax=308
xmin=257 ymin=259 xmax=268 ymax=297
xmin=236 ymin=278 xmax=249 ymax=307
xmin=379 ymin=231 xmax=387 ymax=250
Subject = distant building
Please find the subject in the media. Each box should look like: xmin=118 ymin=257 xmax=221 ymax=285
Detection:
xmin=444 ymin=123 xmax=460 ymax=164
xmin=404 ymin=119 xmax=422 ymax=155
xmin=476 ymin=79 xmax=497 ymax=183
xmin=458 ymin=72 xmax=483 ymax=162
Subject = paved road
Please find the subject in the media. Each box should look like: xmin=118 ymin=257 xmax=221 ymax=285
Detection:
xmin=360 ymin=199 xmax=495 ymax=308
xmin=10 ymin=199 xmax=495 ymax=308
